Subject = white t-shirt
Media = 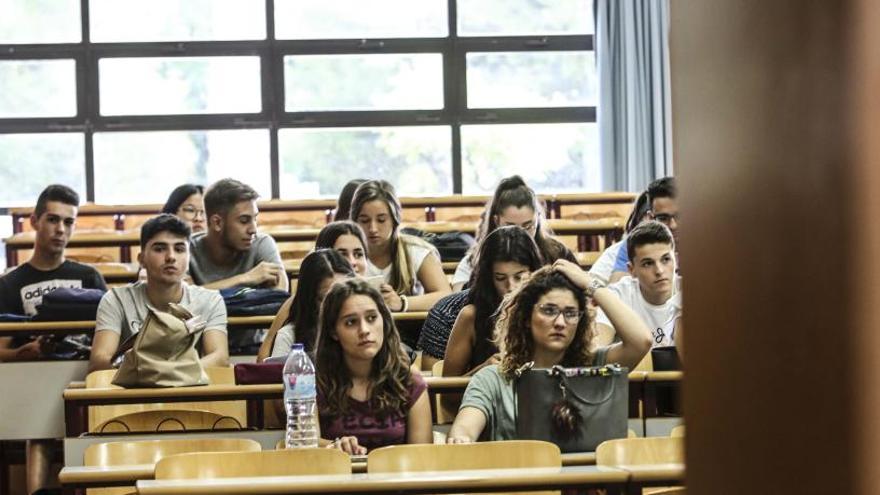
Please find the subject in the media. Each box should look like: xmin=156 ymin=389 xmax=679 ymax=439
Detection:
xmin=95 ymin=282 xmax=227 ymax=342
xmin=271 ymin=323 xmax=295 ymax=358
xmin=595 ymin=275 xmax=682 ymax=347
xmin=451 ymin=253 xmax=473 ymax=287
xmin=589 ymin=238 xmax=626 ymax=284
xmin=366 ymin=241 xmax=439 ymax=296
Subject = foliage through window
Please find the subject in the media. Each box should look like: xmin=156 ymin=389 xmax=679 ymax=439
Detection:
xmin=0 ymin=0 xmax=597 ymax=205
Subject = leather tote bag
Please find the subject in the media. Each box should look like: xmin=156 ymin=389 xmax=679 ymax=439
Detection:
xmin=112 ymin=303 xmax=209 ymax=388
xmin=515 ymin=363 xmax=628 ymax=452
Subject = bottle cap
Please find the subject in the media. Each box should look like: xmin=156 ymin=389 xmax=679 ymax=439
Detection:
xmin=290 ymin=343 xmax=304 ymax=351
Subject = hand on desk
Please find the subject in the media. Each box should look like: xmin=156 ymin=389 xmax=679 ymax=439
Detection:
xmin=328 ymin=435 xmax=367 ymax=455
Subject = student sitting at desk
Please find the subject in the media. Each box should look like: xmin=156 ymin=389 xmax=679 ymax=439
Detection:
xmin=257 ymin=249 xmax=355 ymax=361
xmin=188 ymin=178 xmax=288 ymax=292
xmin=0 ymin=184 xmax=107 ymax=495
xmin=0 ymin=184 xmax=108 ymax=362
xmin=594 ymin=221 xmax=683 ymax=349
xmin=451 ymin=175 xmax=575 ymax=291
xmin=315 ymin=279 xmax=432 ymax=454
xmin=446 ymin=260 xmax=651 ymax=443
xmin=350 ymin=180 xmax=450 ymax=311
xmin=442 ymin=226 xmax=544 ymax=377
xmin=89 ymin=214 xmax=229 ymax=373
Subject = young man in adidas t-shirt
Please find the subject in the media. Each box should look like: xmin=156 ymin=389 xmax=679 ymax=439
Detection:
xmin=595 ymin=221 xmax=682 ymax=348
xmin=0 ymin=184 xmax=107 ymax=362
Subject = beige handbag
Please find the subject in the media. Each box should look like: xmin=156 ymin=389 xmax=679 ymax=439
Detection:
xmin=112 ymin=303 xmax=210 ymax=388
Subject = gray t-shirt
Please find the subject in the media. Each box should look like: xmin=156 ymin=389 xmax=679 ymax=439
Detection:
xmin=188 ymin=232 xmax=284 ymax=286
xmin=459 ymin=346 xmax=610 ymax=441
xmin=95 ymin=282 xmax=227 ymax=342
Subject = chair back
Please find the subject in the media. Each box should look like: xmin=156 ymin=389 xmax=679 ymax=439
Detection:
xmin=596 ymin=437 xmax=684 ymax=465
xmin=367 ymin=441 xmax=561 ymax=495
xmin=85 ymin=367 xmax=246 ymax=432
xmin=670 ymin=425 xmax=685 ymax=437
xmin=83 ymin=438 xmax=260 ymax=495
xmin=155 ymin=448 xmax=350 ymax=479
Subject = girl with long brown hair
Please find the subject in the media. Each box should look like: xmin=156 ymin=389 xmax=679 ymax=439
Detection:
xmin=350 ymin=180 xmax=450 ymax=311
xmin=315 ymin=278 xmax=432 ymax=454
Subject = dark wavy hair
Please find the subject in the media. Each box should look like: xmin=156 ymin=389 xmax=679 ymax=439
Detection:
xmin=469 ymin=176 xmax=571 ymax=278
xmin=495 ymin=266 xmax=595 ymax=380
xmin=315 ymin=220 xmax=368 ymax=255
xmin=469 ymin=226 xmax=544 ymax=363
xmin=162 ymin=184 xmax=204 ymax=215
xmin=284 ymin=249 xmax=355 ymax=352
xmin=625 ymin=191 xmax=651 ymax=233
xmin=314 ymin=279 xmax=411 ymax=418
xmin=334 ymin=179 xmax=369 ymax=222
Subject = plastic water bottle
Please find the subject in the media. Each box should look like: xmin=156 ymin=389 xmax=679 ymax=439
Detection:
xmin=282 ymin=343 xmax=318 ymax=448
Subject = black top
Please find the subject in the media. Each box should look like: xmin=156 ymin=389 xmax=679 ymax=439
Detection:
xmin=0 ymin=260 xmax=107 ymax=316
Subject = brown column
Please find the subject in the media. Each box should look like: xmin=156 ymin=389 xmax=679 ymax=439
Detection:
xmin=670 ymin=0 xmax=880 ymax=493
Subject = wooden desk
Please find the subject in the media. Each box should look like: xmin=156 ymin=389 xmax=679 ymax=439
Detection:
xmin=59 ymin=451 xmax=599 ymax=489
xmin=0 ymin=313 xmax=427 ymax=338
xmin=4 ymin=219 xmax=623 ymax=266
xmin=136 ymin=465 xmax=635 ymax=495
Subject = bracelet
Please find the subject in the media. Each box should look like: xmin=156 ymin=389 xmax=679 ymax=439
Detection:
xmin=584 ymin=278 xmax=606 ymax=298
xmin=398 ymin=294 xmax=409 ymax=312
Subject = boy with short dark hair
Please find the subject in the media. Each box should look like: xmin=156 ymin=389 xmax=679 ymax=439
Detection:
xmin=89 ymin=214 xmax=229 ymax=373
xmin=188 ymin=178 xmax=288 ymax=291
xmin=595 ymin=220 xmax=682 ymax=348
xmin=0 ymin=184 xmax=107 ymax=361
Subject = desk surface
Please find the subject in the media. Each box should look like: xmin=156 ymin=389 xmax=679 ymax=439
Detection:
xmin=136 ymin=465 xmax=632 ymax=495
xmin=0 ymin=312 xmax=427 ymax=337
xmin=60 ymin=452 xmax=600 ymax=488
xmin=5 ymin=219 xmax=624 ymax=248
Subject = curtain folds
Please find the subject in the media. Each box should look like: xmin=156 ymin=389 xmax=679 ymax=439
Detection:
xmin=596 ymin=0 xmax=673 ymax=191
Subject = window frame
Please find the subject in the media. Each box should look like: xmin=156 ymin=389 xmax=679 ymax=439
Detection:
xmin=0 ymin=0 xmax=596 ymax=203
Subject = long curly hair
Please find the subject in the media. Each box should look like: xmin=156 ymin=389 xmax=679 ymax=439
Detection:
xmin=314 ymin=278 xmax=411 ymax=418
xmin=495 ymin=266 xmax=596 ymax=380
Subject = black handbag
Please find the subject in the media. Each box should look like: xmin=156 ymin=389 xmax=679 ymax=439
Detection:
xmin=515 ymin=362 xmax=628 ymax=452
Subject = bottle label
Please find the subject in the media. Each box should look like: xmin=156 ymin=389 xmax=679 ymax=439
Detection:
xmin=286 ymin=374 xmax=316 ymax=399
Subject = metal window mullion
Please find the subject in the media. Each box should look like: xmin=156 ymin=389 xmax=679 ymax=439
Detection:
xmin=81 ymin=0 xmax=95 ymax=202
xmin=266 ymin=0 xmax=280 ymax=199
xmin=274 ymin=38 xmax=446 ymax=55
xmin=456 ymin=35 xmax=593 ymax=52
xmin=88 ymin=41 xmax=267 ymax=58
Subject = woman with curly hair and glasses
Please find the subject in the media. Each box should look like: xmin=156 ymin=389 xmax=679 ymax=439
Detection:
xmin=446 ymin=259 xmax=652 ymax=443
xmin=315 ymin=278 xmax=433 ymax=454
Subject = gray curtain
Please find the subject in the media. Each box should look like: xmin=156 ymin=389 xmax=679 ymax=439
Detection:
xmin=596 ymin=0 xmax=673 ymax=192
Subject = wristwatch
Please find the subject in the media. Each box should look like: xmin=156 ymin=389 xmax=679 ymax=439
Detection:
xmin=584 ymin=278 xmax=606 ymax=298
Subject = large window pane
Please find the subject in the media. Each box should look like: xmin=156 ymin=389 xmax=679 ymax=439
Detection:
xmin=0 ymin=0 xmax=81 ymax=43
xmin=89 ymin=0 xmax=265 ymax=42
xmin=284 ymin=54 xmax=443 ymax=112
xmin=93 ymin=130 xmax=270 ymax=203
xmin=275 ymin=0 xmax=447 ymax=40
xmin=279 ymin=127 xmax=451 ymax=197
xmin=0 ymin=133 xmax=85 ymax=206
xmin=99 ymin=57 xmax=261 ymax=116
xmin=0 ymin=60 xmax=77 ymax=118
xmin=462 ymin=123 xmax=599 ymax=194
xmin=467 ymin=52 xmax=596 ymax=109
xmin=458 ymin=0 xmax=592 ymax=36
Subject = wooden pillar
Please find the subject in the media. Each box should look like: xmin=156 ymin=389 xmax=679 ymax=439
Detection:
xmin=670 ymin=0 xmax=880 ymax=493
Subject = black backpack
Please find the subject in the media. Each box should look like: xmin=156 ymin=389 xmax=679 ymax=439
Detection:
xmin=400 ymin=228 xmax=476 ymax=262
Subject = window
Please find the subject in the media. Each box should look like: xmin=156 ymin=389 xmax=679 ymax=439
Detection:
xmin=0 ymin=0 xmax=597 ymax=205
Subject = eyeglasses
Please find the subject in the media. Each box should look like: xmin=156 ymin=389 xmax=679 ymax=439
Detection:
xmin=652 ymin=212 xmax=679 ymax=225
xmin=536 ymin=304 xmax=583 ymax=324
xmin=179 ymin=206 xmax=206 ymax=219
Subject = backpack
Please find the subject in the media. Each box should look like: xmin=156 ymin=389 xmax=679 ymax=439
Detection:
xmin=400 ymin=228 xmax=475 ymax=262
